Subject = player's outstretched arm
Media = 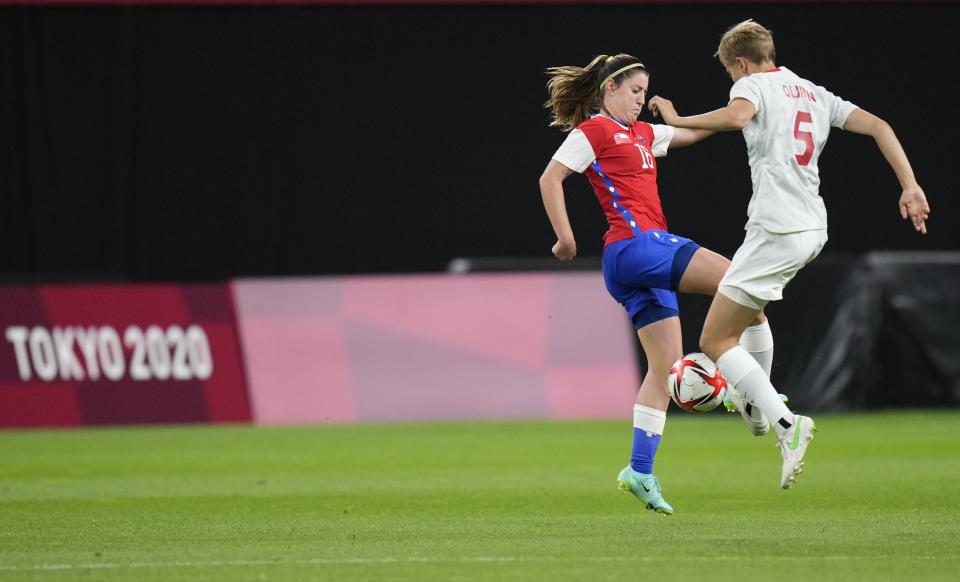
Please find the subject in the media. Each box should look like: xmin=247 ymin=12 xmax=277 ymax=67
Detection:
xmin=539 ymin=160 xmax=578 ymax=261
xmin=843 ymin=109 xmax=931 ymax=234
xmin=649 ymin=96 xmax=756 ymax=131
xmin=668 ymin=128 xmax=716 ymax=149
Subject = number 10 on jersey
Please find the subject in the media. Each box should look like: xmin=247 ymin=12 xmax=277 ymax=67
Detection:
xmin=634 ymin=144 xmax=655 ymax=169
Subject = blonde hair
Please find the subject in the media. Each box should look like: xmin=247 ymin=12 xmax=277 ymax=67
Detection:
xmin=715 ymin=19 xmax=776 ymax=66
xmin=544 ymin=54 xmax=646 ymax=132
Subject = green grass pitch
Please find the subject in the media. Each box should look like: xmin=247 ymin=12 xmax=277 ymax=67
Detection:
xmin=1 ymin=411 xmax=958 ymax=581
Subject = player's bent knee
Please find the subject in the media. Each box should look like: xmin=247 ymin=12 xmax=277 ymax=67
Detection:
xmin=698 ymin=334 xmax=721 ymax=362
xmin=699 ymin=328 xmax=738 ymax=363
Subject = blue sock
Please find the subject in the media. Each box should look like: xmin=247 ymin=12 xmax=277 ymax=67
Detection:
xmin=630 ymin=427 xmax=662 ymax=474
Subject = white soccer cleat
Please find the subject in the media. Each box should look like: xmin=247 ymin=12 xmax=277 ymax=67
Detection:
xmin=777 ymin=415 xmax=817 ymax=489
xmin=723 ymin=386 xmax=770 ymax=436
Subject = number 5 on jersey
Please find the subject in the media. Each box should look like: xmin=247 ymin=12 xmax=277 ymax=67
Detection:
xmin=793 ymin=111 xmax=814 ymax=167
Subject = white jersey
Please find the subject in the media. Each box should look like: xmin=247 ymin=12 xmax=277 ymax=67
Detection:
xmin=730 ymin=66 xmax=857 ymax=233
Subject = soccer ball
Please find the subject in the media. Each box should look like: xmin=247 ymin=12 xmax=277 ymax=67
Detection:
xmin=668 ymin=352 xmax=727 ymax=412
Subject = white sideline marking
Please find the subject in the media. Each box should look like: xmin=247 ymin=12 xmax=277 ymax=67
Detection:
xmin=0 ymin=555 xmax=957 ymax=572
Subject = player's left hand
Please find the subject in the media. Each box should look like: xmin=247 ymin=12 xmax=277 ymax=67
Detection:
xmin=899 ymin=185 xmax=930 ymax=234
xmin=648 ymin=96 xmax=679 ymax=125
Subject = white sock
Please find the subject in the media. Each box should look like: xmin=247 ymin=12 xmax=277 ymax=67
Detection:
xmin=634 ymin=404 xmax=666 ymax=435
xmin=717 ymin=346 xmax=794 ymax=436
xmin=739 ymin=320 xmax=774 ymax=423
xmin=740 ymin=319 xmax=774 ymax=377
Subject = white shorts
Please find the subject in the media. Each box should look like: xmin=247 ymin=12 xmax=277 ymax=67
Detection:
xmin=718 ymin=227 xmax=828 ymax=310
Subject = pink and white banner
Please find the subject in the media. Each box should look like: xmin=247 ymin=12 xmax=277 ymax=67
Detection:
xmin=0 ymin=274 xmax=641 ymax=428
xmin=233 ymin=273 xmax=640 ymax=424
xmin=0 ymin=284 xmax=250 ymax=428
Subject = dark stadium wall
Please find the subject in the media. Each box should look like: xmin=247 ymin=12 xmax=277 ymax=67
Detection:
xmin=1 ymin=3 xmax=957 ymax=282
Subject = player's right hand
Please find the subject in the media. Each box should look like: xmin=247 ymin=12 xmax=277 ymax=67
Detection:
xmin=899 ymin=185 xmax=930 ymax=234
xmin=648 ymin=96 xmax=678 ymax=125
xmin=552 ymin=239 xmax=577 ymax=262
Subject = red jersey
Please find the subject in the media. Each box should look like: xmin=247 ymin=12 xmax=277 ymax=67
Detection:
xmin=552 ymin=114 xmax=675 ymax=245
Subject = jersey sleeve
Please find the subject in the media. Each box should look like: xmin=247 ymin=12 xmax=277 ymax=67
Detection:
xmin=821 ymin=86 xmax=858 ymax=128
xmin=729 ymin=76 xmax=763 ymax=115
xmin=650 ymin=124 xmax=675 ymax=158
xmin=551 ymin=129 xmax=597 ymax=173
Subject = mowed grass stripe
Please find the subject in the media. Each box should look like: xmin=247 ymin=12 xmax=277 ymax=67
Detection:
xmin=1 ymin=411 xmax=958 ymax=581
xmin=4 ymin=553 xmax=960 ymax=572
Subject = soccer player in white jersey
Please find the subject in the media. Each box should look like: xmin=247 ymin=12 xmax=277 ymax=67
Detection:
xmin=647 ymin=20 xmax=930 ymax=489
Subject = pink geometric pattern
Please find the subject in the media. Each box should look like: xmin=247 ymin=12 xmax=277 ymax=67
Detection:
xmin=342 ymin=274 xmax=553 ymax=369
xmin=234 ymin=273 xmax=640 ymax=424
xmin=240 ymin=314 xmax=356 ymax=424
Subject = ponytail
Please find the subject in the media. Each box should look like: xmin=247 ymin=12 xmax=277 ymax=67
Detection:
xmin=544 ymin=54 xmax=647 ymax=132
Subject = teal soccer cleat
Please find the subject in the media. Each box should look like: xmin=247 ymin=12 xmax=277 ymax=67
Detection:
xmin=617 ymin=466 xmax=674 ymax=515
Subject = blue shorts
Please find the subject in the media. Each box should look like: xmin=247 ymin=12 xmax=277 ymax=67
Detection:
xmin=602 ymin=230 xmax=700 ymax=329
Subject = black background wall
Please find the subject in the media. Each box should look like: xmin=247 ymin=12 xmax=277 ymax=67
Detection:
xmin=2 ymin=2 xmax=957 ymax=283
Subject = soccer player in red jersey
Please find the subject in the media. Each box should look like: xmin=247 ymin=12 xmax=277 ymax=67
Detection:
xmin=540 ymin=54 xmax=770 ymax=514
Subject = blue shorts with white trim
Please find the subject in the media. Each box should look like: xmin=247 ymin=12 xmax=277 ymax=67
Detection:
xmin=602 ymin=230 xmax=700 ymax=329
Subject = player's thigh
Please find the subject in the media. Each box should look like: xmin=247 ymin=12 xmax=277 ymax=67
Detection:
xmin=700 ymin=291 xmax=765 ymax=360
xmin=676 ymin=246 xmax=767 ymax=325
xmin=637 ymin=315 xmax=683 ymax=379
xmin=676 ymin=247 xmax=730 ymax=296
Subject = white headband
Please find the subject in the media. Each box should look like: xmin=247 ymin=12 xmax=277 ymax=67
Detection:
xmin=599 ymin=62 xmax=646 ymax=92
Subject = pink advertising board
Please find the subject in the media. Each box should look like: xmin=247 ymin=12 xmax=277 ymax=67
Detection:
xmin=233 ymin=273 xmax=640 ymax=424
xmin=0 ymin=284 xmax=250 ymax=428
